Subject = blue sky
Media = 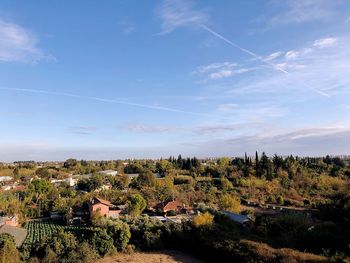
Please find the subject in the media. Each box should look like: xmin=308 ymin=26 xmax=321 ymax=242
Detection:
xmin=1 ymin=0 xmax=350 ymax=161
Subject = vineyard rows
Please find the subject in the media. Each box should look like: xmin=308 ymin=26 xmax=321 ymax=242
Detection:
xmin=23 ymin=220 xmax=92 ymax=248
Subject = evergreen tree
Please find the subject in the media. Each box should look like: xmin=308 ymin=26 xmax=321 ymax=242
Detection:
xmin=255 ymin=151 xmax=261 ymax=177
xmin=177 ymin=154 xmax=183 ymax=169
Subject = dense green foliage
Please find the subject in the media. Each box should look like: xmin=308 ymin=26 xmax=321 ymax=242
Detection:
xmin=0 ymin=233 xmax=20 ymax=263
xmin=1 ymin=154 xmax=350 ymax=262
xmin=23 ymin=221 xmax=92 ymax=248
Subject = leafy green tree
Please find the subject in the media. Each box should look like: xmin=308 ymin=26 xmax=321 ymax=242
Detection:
xmin=35 ymin=168 xmax=50 ymax=178
xmin=218 ymin=157 xmax=231 ymax=166
xmin=134 ymin=170 xmax=156 ymax=188
xmin=89 ymin=173 xmax=104 ymax=191
xmin=220 ymin=177 xmax=233 ymax=191
xmin=277 ymin=196 xmax=284 ymax=205
xmin=63 ymin=158 xmax=78 ymax=169
xmin=177 ymin=154 xmax=183 ymax=169
xmin=0 ymin=233 xmax=20 ymax=263
xmin=29 ymin=179 xmax=53 ymax=195
xmin=64 ymin=242 xmax=99 ymax=263
xmin=255 ymin=151 xmax=261 ymax=177
xmin=106 ymin=221 xmax=131 ymax=251
xmin=127 ymin=194 xmax=147 ymax=216
xmin=91 ymin=228 xmax=115 ymax=256
xmin=41 ymin=247 xmax=57 ymax=263
xmin=218 ymin=194 xmax=241 ymax=213
xmin=156 ymin=159 xmax=173 ymax=176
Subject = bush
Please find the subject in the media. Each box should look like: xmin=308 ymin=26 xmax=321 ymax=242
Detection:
xmin=218 ymin=194 xmax=241 ymax=213
xmin=0 ymin=233 xmax=20 ymax=263
xmin=127 ymin=194 xmax=147 ymax=216
xmin=193 ymin=212 xmax=214 ymax=228
xmin=277 ymin=196 xmax=284 ymax=205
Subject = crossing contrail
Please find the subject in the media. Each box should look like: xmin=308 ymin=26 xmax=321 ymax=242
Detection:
xmin=0 ymin=87 xmax=216 ymax=117
xmin=199 ymin=24 xmax=330 ymax=97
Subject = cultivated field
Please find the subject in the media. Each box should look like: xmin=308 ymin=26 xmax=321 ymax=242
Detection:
xmin=23 ymin=220 xmax=92 ymax=248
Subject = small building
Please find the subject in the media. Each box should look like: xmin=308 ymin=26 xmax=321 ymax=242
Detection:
xmin=223 ymin=211 xmax=254 ymax=226
xmin=99 ymin=170 xmax=118 ymax=176
xmin=1 ymin=185 xmax=12 ymax=191
xmin=0 ymin=176 xmax=13 ymax=182
xmin=50 ymin=177 xmax=77 ymax=187
xmin=89 ymin=197 xmax=126 ymax=218
xmin=94 ymin=184 xmax=112 ymax=192
xmin=1 ymin=183 xmax=26 ymax=192
xmin=154 ymin=200 xmax=192 ymax=215
xmin=0 ymin=216 xmax=18 ymax=227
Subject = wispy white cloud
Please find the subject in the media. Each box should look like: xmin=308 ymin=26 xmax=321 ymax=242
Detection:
xmin=69 ymin=126 xmax=97 ymax=135
xmin=194 ymin=62 xmax=256 ymax=80
xmin=155 ymin=0 xmax=208 ymax=34
xmin=0 ymin=18 xmax=53 ymax=63
xmin=264 ymin=51 xmax=283 ymax=61
xmin=196 ymin=62 xmax=236 ymax=73
xmin=217 ymin=103 xmax=238 ymax=112
xmin=156 ymin=1 xmax=324 ymax=97
xmin=123 ymin=124 xmax=182 ymax=133
xmin=122 ymin=122 xmax=257 ymax=136
xmin=227 ymin=36 xmax=349 ymax=97
xmin=0 ymin=87 xmax=215 ymax=117
xmin=313 ymin=37 xmax=337 ymax=48
xmin=285 ymin=50 xmax=300 ymax=60
xmin=198 ymin=24 xmax=331 ymax=97
xmin=189 ymin=125 xmax=350 ymax=157
xmin=267 ymin=0 xmax=342 ymax=26
xmin=194 ymin=123 xmax=256 ymax=135
xmin=122 ymin=103 xmax=288 ymax=137
xmin=282 ymin=126 xmax=348 ymax=140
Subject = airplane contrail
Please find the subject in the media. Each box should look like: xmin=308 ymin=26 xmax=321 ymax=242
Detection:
xmin=199 ymin=24 xmax=330 ymax=97
xmin=0 ymin=87 xmax=215 ymax=117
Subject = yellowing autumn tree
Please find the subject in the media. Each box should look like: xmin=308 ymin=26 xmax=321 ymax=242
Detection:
xmin=193 ymin=212 xmax=214 ymax=228
xmin=218 ymin=194 xmax=241 ymax=213
xmin=0 ymin=233 xmax=20 ymax=263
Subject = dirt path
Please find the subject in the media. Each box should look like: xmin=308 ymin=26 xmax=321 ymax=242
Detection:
xmin=97 ymin=250 xmax=204 ymax=263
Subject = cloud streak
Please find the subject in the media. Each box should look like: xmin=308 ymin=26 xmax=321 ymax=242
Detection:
xmin=0 ymin=18 xmax=53 ymax=63
xmin=0 ymin=87 xmax=215 ymax=117
xmin=198 ymin=24 xmax=330 ymax=97
xmin=155 ymin=1 xmax=333 ymax=97
xmin=267 ymin=0 xmax=343 ymax=26
xmin=226 ymin=36 xmax=350 ymax=97
xmin=69 ymin=126 xmax=97 ymax=135
xmin=155 ymin=0 xmax=208 ymax=34
xmin=194 ymin=62 xmax=256 ymax=80
xmin=190 ymin=126 xmax=350 ymax=157
xmin=156 ymin=1 xmax=328 ymax=96
xmin=2 ymin=125 xmax=348 ymax=161
xmin=313 ymin=37 xmax=337 ymax=48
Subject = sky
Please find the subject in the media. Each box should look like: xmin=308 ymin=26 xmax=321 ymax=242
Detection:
xmin=1 ymin=0 xmax=350 ymax=161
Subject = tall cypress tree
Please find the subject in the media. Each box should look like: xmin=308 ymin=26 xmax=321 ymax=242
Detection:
xmin=177 ymin=154 xmax=183 ymax=169
xmin=255 ymin=151 xmax=260 ymax=177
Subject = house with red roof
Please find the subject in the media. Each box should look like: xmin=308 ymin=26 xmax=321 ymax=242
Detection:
xmin=88 ymin=197 xmax=126 ymax=218
xmin=154 ymin=200 xmax=192 ymax=215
